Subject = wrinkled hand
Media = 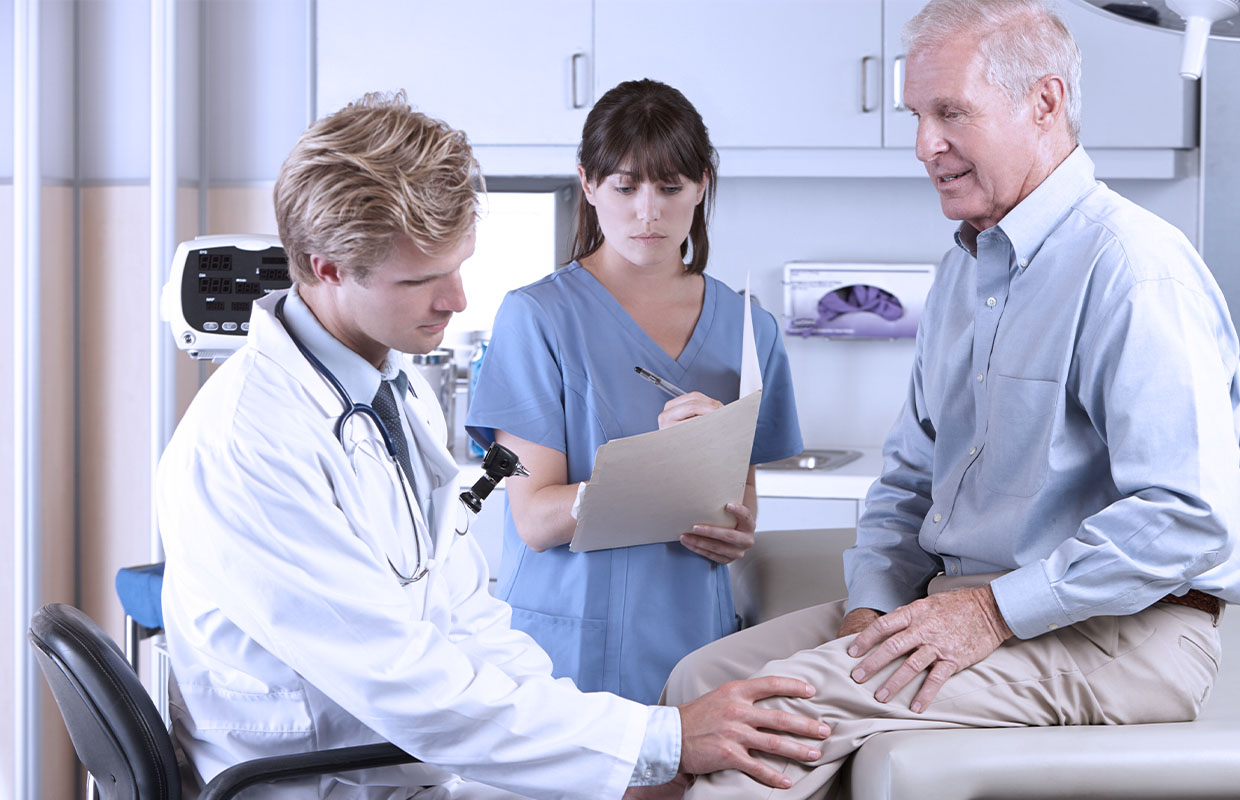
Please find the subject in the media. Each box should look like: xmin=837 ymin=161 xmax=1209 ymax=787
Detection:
xmin=658 ymin=392 xmax=723 ymax=429
xmin=678 ymin=677 xmax=831 ymax=790
xmin=846 ymin=587 xmax=1013 ymax=713
xmin=680 ymin=501 xmax=755 ymax=564
xmin=836 ymin=607 xmax=881 ymax=639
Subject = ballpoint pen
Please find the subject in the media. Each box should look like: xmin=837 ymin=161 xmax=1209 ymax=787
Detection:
xmin=634 ymin=366 xmax=687 ymax=398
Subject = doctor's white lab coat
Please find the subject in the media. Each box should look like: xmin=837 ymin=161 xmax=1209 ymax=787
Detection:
xmin=157 ymin=291 xmax=651 ymax=799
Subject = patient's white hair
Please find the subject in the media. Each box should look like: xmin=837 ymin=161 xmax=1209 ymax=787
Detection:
xmin=903 ymin=0 xmax=1082 ymax=139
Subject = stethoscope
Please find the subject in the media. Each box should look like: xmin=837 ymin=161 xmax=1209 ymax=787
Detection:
xmin=275 ymin=295 xmax=433 ymax=586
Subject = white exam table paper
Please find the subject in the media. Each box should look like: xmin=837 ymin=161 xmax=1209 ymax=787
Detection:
xmin=569 ymin=274 xmax=763 ymax=553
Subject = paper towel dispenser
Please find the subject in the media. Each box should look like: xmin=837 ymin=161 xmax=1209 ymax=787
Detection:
xmin=783 ymin=262 xmax=934 ymax=340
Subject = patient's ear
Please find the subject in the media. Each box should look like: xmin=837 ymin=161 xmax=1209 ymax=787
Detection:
xmin=1032 ymin=74 xmax=1066 ymax=131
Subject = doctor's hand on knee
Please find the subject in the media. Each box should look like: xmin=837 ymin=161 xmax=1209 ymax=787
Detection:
xmin=846 ymin=586 xmax=1013 ymax=713
xmin=677 ymin=677 xmax=830 ymax=789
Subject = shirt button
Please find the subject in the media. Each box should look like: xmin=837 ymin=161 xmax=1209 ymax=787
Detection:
xmin=968 ymin=446 xmax=977 ymax=455
xmin=644 ymin=768 xmax=654 ymax=779
xmin=933 ymin=513 xmax=942 ymax=523
xmin=1020 ymin=258 xmax=1029 ymax=268
xmin=950 ymin=564 xmax=959 ymax=574
xmin=1048 ymin=623 xmax=1059 ymax=631
xmin=986 ymin=297 xmax=997 ymax=308
xmin=976 ymin=373 xmax=985 ymax=383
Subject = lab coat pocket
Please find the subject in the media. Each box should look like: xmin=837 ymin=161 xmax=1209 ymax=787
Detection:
xmin=983 ymin=375 xmax=1059 ymax=497
xmin=177 ymin=681 xmax=312 ymax=733
xmin=509 ymin=605 xmax=607 ymax=692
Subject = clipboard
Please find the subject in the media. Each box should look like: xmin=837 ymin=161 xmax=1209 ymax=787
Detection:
xmin=569 ymin=274 xmax=763 ymax=553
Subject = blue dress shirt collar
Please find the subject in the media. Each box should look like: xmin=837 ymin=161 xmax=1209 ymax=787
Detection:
xmin=952 ymin=146 xmax=1097 ymax=269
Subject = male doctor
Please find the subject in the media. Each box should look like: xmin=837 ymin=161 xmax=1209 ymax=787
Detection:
xmin=157 ymin=92 xmax=828 ymax=799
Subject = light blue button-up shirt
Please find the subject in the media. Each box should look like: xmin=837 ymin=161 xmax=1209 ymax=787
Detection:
xmin=845 ymin=147 xmax=1240 ymax=639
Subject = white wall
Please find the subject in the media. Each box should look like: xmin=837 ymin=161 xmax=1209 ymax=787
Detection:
xmin=1203 ymin=38 xmax=1240 ymax=332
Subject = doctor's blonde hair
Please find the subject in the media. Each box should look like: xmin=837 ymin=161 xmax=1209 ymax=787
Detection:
xmin=274 ymin=90 xmax=482 ymax=284
xmin=903 ymin=0 xmax=1082 ymax=139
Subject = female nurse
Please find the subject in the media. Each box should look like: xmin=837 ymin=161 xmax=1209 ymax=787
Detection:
xmin=466 ymin=79 xmax=802 ymax=704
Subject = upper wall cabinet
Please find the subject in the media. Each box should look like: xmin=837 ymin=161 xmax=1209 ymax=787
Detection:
xmin=316 ymin=0 xmax=591 ymax=145
xmin=594 ymin=0 xmax=883 ymax=148
xmin=316 ymin=0 xmax=1199 ymax=177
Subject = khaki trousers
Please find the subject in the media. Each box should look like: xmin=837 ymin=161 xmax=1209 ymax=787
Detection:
xmin=666 ymin=595 xmax=1221 ymax=800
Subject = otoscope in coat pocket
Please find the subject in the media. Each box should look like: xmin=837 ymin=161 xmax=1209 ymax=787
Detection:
xmin=460 ymin=442 xmax=530 ymax=514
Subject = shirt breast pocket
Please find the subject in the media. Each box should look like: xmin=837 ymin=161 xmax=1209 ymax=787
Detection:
xmin=983 ymin=375 xmax=1060 ymax=498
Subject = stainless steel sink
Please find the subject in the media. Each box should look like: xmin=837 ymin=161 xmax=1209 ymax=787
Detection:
xmin=757 ymin=449 xmax=863 ymax=471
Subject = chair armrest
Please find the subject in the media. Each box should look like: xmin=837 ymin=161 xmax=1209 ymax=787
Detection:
xmin=199 ymin=742 xmax=419 ymax=800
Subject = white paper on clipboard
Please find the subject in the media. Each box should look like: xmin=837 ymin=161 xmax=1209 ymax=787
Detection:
xmin=569 ymin=274 xmax=763 ymax=553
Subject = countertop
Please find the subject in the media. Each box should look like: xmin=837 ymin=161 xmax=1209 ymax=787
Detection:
xmin=456 ymin=446 xmax=883 ymax=502
xmin=754 ymin=447 xmax=882 ymax=500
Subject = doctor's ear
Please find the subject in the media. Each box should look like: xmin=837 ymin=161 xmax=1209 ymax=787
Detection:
xmin=309 ymin=254 xmax=345 ymax=286
xmin=577 ymin=164 xmax=597 ymax=206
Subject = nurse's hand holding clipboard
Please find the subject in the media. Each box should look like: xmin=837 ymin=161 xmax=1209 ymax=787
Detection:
xmin=657 ymin=391 xmax=759 ymax=565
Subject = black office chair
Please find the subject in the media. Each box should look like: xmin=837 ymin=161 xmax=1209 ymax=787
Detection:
xmin=29 ymin=602 xmax=419 ymax=799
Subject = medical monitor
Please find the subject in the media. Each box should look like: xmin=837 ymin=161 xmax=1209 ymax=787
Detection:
xmin=162 ymin=234 xmax=292 ymax=362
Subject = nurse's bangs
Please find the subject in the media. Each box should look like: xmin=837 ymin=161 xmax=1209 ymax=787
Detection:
xmin=571 ymin=79 xmax=718 ymax=274
xmin=592 ymin=121 xmax=706 ymax=187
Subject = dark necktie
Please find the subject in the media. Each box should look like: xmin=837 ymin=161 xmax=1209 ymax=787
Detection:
xmin=371 ymin=380 xmax=415 ymax=486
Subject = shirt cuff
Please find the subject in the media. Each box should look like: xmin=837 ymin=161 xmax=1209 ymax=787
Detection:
xmin=629 ymin=706 xmax=681 ymax=787
xmin=990 ymin=565 xmax=1074 ymax=639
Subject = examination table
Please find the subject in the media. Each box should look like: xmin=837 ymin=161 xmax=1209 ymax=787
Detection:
xmin=730 ymin=528 xmax=1240 ymax=800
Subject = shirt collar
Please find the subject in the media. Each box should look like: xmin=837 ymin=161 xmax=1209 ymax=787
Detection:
xmin=952 ymin=146 xmax=1098 ymax=268
xmin=282 ymin=284 xmax=407 ymax=406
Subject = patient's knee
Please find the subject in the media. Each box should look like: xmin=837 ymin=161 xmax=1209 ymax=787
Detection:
xmin=663 ymin=640 xmax=733 ymax=706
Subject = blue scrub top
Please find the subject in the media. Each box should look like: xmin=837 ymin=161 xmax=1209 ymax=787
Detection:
xmin=466 ymin=262 xmax=802 ymax=703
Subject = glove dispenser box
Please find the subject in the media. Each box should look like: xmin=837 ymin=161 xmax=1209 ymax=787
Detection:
xmin=783 ymin=262 xmax=935 ymax=340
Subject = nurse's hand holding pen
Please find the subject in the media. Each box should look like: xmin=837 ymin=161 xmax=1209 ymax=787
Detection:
xmin=657 ymin=390 xmax=759 ymax=565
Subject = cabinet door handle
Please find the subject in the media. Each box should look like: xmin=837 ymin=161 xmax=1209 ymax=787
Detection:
xmin=861 ymin=56 xmax=878 ymax=113
xmin=571 ymin=52 xmax=589 ymax=109
xmin=892 ymin=54 xmax=908 ymax=112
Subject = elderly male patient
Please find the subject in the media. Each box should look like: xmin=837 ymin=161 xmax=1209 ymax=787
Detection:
xmin=659 ymin=1 xmax=1240 ymax=797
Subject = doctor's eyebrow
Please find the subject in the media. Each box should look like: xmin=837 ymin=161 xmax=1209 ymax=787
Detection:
xmin=405 ymin=267 xmax=463 ymax=283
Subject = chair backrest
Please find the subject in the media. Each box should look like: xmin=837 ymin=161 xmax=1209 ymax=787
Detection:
xmin=29 ymin=602 xmax=181 ymax=800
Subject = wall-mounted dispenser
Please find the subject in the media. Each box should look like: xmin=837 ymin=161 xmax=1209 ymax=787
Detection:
xmin=783 ymin=262 xmax=935 ymax=340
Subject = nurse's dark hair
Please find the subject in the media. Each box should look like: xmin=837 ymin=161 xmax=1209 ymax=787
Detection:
xmin=570 ymin=79 xmax=719 ymax=275
xmin=274 ymin=90 xmax=482 ymax=285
